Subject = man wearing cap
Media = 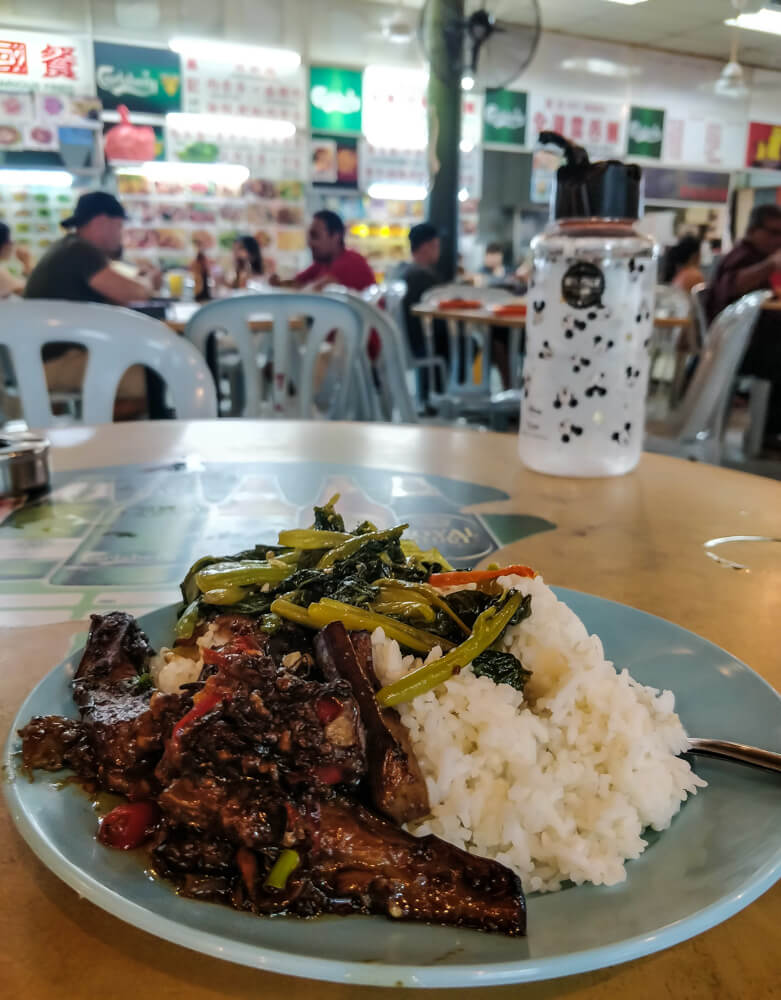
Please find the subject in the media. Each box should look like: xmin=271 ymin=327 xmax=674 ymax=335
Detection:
xmin=24 ymin=191 xmax=160 ymax=418
xmin=25 ymin=191 xmax=157 ymax=305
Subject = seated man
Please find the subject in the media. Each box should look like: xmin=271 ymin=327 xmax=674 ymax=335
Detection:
xmin=25 ymin=191 xmax=161 ymax=418
xmin=706 ymin=204 xmax=781 ymax=448
xmin=294 ymin=210 xmax=375 ymax=292
xmin=391 ymin=222 xmax=448 ymax=407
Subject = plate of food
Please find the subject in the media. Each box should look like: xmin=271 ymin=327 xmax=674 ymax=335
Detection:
xmin=5 ymin=501 xmax=781 ymax=987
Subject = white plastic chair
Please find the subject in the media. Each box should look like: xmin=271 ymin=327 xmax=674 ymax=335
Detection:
xmin=645 ymin=290 xmax=769 ymax=464
xmin=0 ymin=300 xmax=217 ymax=427
xmin=184 ymin=292 xmax=362 ymax=419
xmin=325 ymin=291 xmax=449 ymax=424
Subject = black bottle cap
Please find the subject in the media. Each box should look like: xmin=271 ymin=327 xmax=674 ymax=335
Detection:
xmin=539 ymin=130 xmax=642 ymax=220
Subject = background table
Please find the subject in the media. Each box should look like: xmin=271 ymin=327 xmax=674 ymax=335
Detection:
xmin=1 ymin=421 xmax=779 ymax=1000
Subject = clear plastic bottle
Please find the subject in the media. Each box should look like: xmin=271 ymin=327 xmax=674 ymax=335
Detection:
xmin=519 ymin=134 xmax=658 ymax=477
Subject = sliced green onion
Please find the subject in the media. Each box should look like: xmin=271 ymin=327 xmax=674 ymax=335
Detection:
xmin=375 ymin=590 xmax=525 ymax=708
xmin=316 ymin=525 xmax=408 ymax=569
xmin=277 ymin=528 xmax=352 ymax=550
xmin=264 ymin=848 xmax=300 ymax=890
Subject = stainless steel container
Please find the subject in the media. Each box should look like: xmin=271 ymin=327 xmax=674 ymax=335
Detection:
xmin=0 ymin=432 xmax=51 ymax=496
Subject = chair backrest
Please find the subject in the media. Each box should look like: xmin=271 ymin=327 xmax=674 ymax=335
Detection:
xmin=324 ymin=290 xmax=419 ymax=424
xmin=690 ymin=282 xmax=709 ymax=347
xmin=184 ymin=292 xmax=362 ymax=419
xmin=670 ymin=290 xmax=769 ymax=443
xmin=0 ymin=299 xmax=217 ymax=427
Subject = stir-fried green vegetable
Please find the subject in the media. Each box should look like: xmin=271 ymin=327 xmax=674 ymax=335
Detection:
xmin=173 ymin=497 xmax=535 ymax=707
xmin=264 ymin=848 xmax=300 ymax=890
xmin=375 ymin=591 xmax=529 ymax=707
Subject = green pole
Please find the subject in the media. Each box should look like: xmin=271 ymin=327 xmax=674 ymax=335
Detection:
xmin=424 ymin=0 xmax=464 ymax=282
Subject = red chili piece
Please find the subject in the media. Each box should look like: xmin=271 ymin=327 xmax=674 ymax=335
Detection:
xmin=315 ymin=696 xmax=342 ymax=726
xmin=313 ymin=764 xmax=344 ymax=785
xmin=98 ymin=801 xmax=160 ymax=850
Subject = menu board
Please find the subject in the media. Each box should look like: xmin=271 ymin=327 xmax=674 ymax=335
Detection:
xmin=528 ymin=94 xmax=626 ymax=159
xmin=663 ymin=115 xmax=745 ymax=170
xmin=117 ymin=171 xmax=308 ymax=279
xmin=181 ymin=57 xmax=306 ymax=128
xmin=166 ymin=119 xmax=308 ymax=177
xmin=0 ymin=30 xmax=92 ymax=95
xmin=0 ymin=184 xmax=75 ymax=257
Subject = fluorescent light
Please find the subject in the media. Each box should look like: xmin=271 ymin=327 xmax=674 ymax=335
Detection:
xmin=165 ymin=112 xmax=296 ymax=139
xmin=0 ymin=169 xmax=73 ymax=187
xmin=367 ymin=182 xmax=428 ymax=201
xmin=461 ymin=74 xmax=475 ymax=91
xmin=601 ymin=0 xmax=649 ymax=4
xmin=561 ymin=57 xmax=641 ymax=78
xmin=727 ymin=8 xmax=781 ymax=35
xmin=169 ymin=37 xmax=301 ymax=73
xmin=458 ymin=187 xmax=469 ymax=202
xmin=114 ymin=161 xmax=250 ymax=185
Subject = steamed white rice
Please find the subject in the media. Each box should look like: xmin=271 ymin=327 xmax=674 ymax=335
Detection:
xmin=370 ymin=573 xmax=705 ymax=893
xmin=151 ymin=573 xmax=705 ymax=893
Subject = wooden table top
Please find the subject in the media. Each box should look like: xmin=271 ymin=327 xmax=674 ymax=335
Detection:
xmin=412 ymin=302 xmax=691 ymax=330
xmin=2 ymin=421 xmax=779 ymax=1000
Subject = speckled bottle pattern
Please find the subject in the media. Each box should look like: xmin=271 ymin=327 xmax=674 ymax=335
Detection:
xmin=519 ymin=222 xmax=658 ymax=477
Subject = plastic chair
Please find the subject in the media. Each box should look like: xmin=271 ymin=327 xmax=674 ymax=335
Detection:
xmin=184 ymin=292 xmax=362 ymax=419
xmin=325 ymin=291 xmax=448 ymax=424
xmin=0 ymin=299 xmax=217 ymax=427
xmin=645 ymin=290 xmax=769 ymax=464
xmin=418 ymin=283 xmax=513 ymax=418
xmin=690 ymin=282 xmax=709 ymax=348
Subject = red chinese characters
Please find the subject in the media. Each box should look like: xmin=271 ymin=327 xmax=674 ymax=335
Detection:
xmin=0 ymin=40 xmax=28 ymax=75
xmin=40 ymin=44 xmax=76 ymax=79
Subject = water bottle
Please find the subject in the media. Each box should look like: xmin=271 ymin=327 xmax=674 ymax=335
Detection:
xmin=519 ymin=132 xmax=658 ymax=477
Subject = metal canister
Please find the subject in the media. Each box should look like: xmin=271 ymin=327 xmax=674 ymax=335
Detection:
xmin=0 ymin=432 xmax=51 ymax=496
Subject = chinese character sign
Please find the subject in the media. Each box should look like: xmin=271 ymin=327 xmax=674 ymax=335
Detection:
xmin=0 ymin=31 xmax=87 ymax=92
xmin=528 ymin=94 xmax=626 ymax=159
xmin=41 ymin=45 xmax=76 ymax=80
xmin=0 ymin=41 xmax=28 ymax=76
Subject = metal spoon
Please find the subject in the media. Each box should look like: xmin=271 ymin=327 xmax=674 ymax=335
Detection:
xmin=686 ymin=738 xmax=781 ymax=775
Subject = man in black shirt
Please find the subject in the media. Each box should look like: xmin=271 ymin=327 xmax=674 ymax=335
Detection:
xmin=392 ymin=222 xmax=447 ymax=406
xmin=25 ymin=191 xmax=154 ymax=306
xmin=25 ymin=191 xmax=161 ymax=417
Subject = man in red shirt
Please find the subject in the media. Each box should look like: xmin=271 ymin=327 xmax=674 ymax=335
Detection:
xmin=294 ymin=210 xmax=375 ymax=292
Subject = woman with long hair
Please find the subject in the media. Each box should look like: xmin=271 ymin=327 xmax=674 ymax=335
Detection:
xmin=662 ymin=235 xmax=704 ymax=293
xmin=230 ymin=235 xmax=263 ymax=288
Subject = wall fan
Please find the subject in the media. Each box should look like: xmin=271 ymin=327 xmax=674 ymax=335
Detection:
xmin=418 ymin=0 xmax=541 ymax=90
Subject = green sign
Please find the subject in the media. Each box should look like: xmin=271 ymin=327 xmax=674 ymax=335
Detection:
xmin=94 ymin=41 xmax=182 ymax=115
xmin=627 ymin=106 xmax=665 ymax=159
xmin=309 ymin=66 xmax=362 ymax=134
xmin=483 ymin=89 xmax=527 ymax=146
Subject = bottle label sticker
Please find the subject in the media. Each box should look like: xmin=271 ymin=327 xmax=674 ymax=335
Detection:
xmin=561 ymin=261 xmax=605 ymax=309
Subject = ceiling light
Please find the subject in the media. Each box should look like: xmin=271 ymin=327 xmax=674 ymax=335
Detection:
xmin=114 ymin=162 xmax=250 ymax=185
xmin=601 ymin=0 xmax=649 ymax=4
xmin=169 ymin=37 xmax=301 ymax=73
xmin=367 ymin=182 xmax=428 ymax=201
xmin=458 ymin=187 xmax=469 ymax=202
xmin=561 ymin=57 xmax=641 ymax=78
xmin=0 ymin=169 xmax=73 ymax=187
xmin=460 ymin=139 xmax=475 ymax=153
xmin=726 ymin=8 xmax=781 ymax=35
xmin=165 ymin=112 xmax=296 ymax=139
xmin=461 ymin=74 xmax=475 ymax=91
